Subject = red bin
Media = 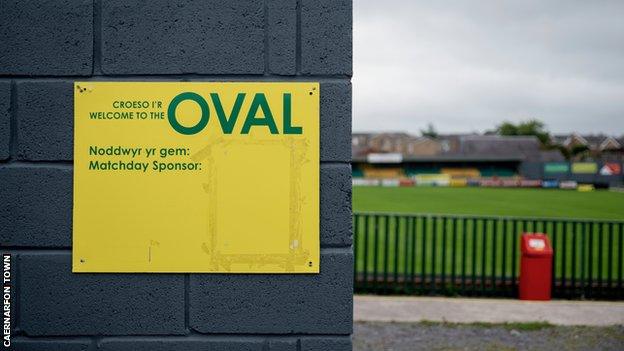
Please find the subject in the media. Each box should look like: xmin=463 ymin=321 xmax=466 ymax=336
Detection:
xmin=519 ymin=233 xmax=553 ymax=301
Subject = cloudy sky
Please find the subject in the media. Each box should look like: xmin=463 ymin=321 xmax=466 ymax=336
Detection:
xmin=353 ymin=0 xmax=624 ymax=135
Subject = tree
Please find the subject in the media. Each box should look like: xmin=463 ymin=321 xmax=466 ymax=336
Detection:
xmin=420 ymin=123 xmax=438 ymax=139
xmin=495 ymin=119 xmax=550 ymax=146
xmin=496 ymin=121 xmax=518 ymax=136
xmin=570 ymin=144 xmax=590 ymax=160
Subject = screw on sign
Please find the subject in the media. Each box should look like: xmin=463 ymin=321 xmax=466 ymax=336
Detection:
xmin=519 ymin=233 xmax=553 ymax=301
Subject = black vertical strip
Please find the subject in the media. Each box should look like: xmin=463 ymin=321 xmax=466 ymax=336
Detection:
xmin=372 ymin=215 xmax=379 ymax=293
xmin=403 ymin=216 xmax=411 ymax=293
xmin=502 ymin=219 xmax=508 ymax=295
xmin=588 ymin=222 xmax=594 ymax=298
xmin=511 ymin=220 xmax=519 ymax=295
xmin=580 ymin=222 xmax=586 ymax=298
xmin=580 ymin=221 xmax=589 ymax=298
xmin=461 ymin=218 xmax=467 ymax=294
xmin=353 ymin=214 xmax=359 ymax=288
xmin=383 ymin=215 xmax=389 ymax=294
xmin=362 ymin=215 xmax=369 ymax=292
xmin=431 ymin=216 xmax=437 ymax=294
xmin=393 ymin=216 xmax=400 ymax=291
xmin=598 ymin=223 xmax=604 ymax=298
xmin=451 ymin=217 xmax=457 ymax=290
xmin=410 ymin=216 xmax=417 ymax=294
xmin=571 ymin=222 xmax=577 ymax=297
xmin=561 ymin=221 xmax=568 ymax=296
xmin=440 ymin=217 xmax=447 ymax=292
xmin=421 ymin=216 xmax=427 ymax=294
xmin=471 ymin=218 xmax=477 ymax=295
xmin=551 ymin=221 xmax=557 ymax=297
xmin=491 ymin=219 xmax=497 ymax=295
xmin=619 ymin=223 xmax=623 ymax=299
xmin=535 ymin=220 xmax=540 ymax=233
xmin=608 ymin=223 xmax=614 ymax=293
xmin=481 ymin=219 xmax=486 ymax=295
xmin=373 ymin=215 xmax=381 ymax=292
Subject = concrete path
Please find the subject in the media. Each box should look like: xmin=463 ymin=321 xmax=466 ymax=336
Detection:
xmin=354 ymin=295 xmax=624 ymax=326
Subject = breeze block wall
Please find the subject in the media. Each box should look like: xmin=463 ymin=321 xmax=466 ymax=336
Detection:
xmin=0 ymin=0 xmax=352 ymax=350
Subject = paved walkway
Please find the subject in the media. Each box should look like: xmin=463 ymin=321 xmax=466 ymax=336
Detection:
xmin=354 ymin=295 xmax=624 ymax=326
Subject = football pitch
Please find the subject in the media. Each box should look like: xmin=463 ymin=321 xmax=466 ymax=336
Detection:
xmin=353 ymin=187 xmax=624 ymax=220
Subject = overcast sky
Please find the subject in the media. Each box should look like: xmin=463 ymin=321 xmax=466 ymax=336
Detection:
xmin=353 ymin=0 xmax=624 ymax=136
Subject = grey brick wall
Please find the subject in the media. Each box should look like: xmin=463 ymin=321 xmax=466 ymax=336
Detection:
xmin=0 ymin=0 xmax=352 ymax=350
xmin=0 ymin=81 xmax=10 ymax=159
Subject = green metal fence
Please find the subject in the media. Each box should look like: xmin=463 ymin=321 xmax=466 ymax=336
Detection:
xmin=353 ymin=212 xmax=624 ymax=299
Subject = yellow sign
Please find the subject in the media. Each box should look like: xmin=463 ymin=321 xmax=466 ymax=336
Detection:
xmin=571 ymin=162 xmax=597 ymax=174
xmin=73 ymin=82 xmax=319 ymax=273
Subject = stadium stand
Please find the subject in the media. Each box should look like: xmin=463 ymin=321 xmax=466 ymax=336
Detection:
xmin=352 ymin=132 xmax=624 ymax=189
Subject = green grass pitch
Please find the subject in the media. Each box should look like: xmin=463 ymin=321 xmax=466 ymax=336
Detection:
xmin=353 ymin=187 xmax=624 ymax=220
